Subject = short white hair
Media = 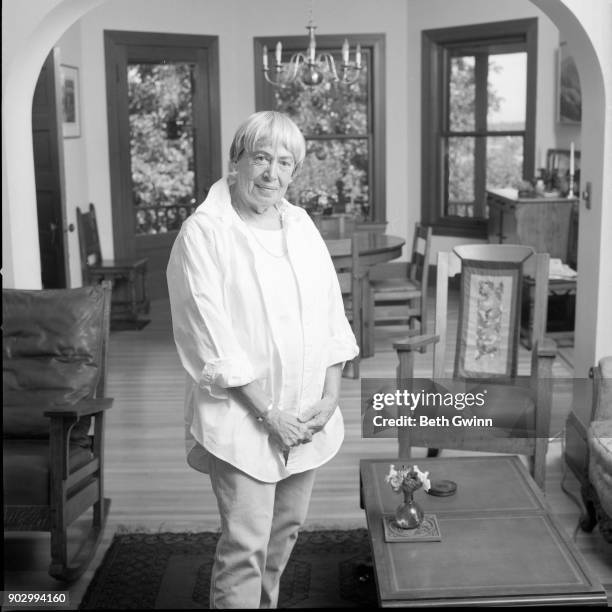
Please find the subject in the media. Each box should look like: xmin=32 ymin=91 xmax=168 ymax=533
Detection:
xmin=229 ymin=111 xmax=306 ymax=173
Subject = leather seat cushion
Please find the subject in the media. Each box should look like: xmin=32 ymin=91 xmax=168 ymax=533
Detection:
xmin=468 ymin=382 xmax=536 ymax=434
xmin=391 ymin=380 xmax=537 ymax=447
xmin=3 ymin=286 xmax=106 ymax=408
xmin=3 ymin=439 xmax=93 ymax=506
xmin=3 ymin=286 xmax=106 ymax=440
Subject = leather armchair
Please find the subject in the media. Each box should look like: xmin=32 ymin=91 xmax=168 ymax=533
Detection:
xmin=3 ymin=283 xmax=113 ymax=581
xmin=582 ymin=356 xmax=612 ymax=541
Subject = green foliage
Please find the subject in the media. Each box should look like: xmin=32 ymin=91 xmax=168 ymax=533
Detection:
xmin=447 ymin=56 xmax=523 ymax=212
xmin=272 ymin=58 xmax=370 ymax=211
xmin=128 ymin=63 xmax=195 ymax=208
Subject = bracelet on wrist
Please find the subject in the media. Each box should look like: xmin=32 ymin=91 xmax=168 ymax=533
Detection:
xmin=255 ymin=401 xmax=274 ymax=423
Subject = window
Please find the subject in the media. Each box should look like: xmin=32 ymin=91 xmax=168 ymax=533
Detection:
xmin=422 ymin=19 xmax=537 ymax=237
xmin=254 ymin=34 xmax=386 ymax=224
xmin=128 ymin=62 xmax=198 ymax=234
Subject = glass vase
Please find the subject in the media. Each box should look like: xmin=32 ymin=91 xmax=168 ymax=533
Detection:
xmin=394 ymin=489 xmax=424 ymax=529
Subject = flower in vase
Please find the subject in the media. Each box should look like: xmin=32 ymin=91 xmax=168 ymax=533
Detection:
xmin=385 ymin=464 xmax=431 ymax=494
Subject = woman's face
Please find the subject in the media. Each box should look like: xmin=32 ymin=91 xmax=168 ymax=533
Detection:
xmin=233 ymin=139 xmax=295 ymax=213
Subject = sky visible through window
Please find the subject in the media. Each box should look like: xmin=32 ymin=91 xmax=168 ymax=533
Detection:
xmin=488 ymin=53 xmax=526 ymax=127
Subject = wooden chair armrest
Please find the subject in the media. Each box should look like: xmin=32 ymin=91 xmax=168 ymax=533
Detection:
xmin=393 ymin=334 xmax=439 ymax=352
xmin=530 ymin=338 xmax=557 ymax=383
xmin=44 ymin=398 xmax=114 ymax=419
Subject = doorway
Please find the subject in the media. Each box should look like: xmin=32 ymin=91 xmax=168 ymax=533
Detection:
xmin=33 ymin=48 xmax=69 ymax=288
xmin=104 ymin=31 xmax=221 ymax=299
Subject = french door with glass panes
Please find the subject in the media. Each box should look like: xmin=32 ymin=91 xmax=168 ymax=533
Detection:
xmin=105 ymin=31 xmax=221 ymax=298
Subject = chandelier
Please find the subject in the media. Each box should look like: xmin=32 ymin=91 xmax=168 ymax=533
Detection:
xmin=262 ymin=20 xmax=362 ymax=88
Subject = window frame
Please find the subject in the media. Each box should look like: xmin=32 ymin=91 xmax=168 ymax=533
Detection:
xmin=254 ymin=33 xmax=386 ymax=224
xmin=104 ymin=30 xmax=222 ymax=258
xmin=421 ymin=19 xmax=538 ymax=238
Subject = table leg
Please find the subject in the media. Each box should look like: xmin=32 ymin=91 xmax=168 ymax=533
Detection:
xmin=361 ymin=277 xmax=374 ymax=358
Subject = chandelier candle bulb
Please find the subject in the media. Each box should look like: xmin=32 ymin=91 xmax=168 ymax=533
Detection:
xmin=262 ymin=17 xmax=363 ymax=88
xmin=570 ymin=141 xmax=575 ymax=175
xmin=342 ymin=38 xmax=350 ymax=64
xmin=263 ymin=46 xmax=268 ymax=70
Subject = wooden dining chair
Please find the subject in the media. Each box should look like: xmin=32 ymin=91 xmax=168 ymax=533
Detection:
xmin=76 ymin=203 xmax=150 ymax=324
xmin=393 ymin=244 xmax=557 ymax=489
xmin=327 ymin=235 xmax=364 ymax=378
xmin=371 ymin=223 xmax=432 ymax=336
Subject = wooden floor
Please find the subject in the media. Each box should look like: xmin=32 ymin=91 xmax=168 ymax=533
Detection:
xmin=4 ymin=294 xmax=612 ymax=607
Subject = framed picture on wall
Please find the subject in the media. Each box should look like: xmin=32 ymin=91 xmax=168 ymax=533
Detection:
xmin=60 ymin=64 xmax=81 ymax=138
xmin=556 ymin=42 xmax=581 ymax=125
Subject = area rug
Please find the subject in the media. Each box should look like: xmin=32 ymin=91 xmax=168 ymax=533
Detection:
xmin=79 ymin=529 xmax=377 ymax=609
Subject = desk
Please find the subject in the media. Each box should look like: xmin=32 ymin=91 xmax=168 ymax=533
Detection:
xmin=487 ymin=188 xmax=578 ymax=260
xmin=326 ymin=233 xmax=405 ymax=358
xmin=488 ymin=189 xmax=578 ymax=346
xmin=360 ymin=456 xmax=607 ymax=607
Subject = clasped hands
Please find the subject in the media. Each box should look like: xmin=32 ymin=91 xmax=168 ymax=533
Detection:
xmin=263 ymin=397 xmax=336 ymax=453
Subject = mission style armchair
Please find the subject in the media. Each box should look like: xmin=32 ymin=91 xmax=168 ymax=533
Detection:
xmin=3 ymin=283 xmax=113 ymax=581
xmin=393 ymin=245 xmax=557 ymax=490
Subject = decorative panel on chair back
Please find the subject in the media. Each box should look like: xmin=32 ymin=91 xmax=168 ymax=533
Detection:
xmin=453 ymin=245 xmax=534 ymax=381
xmin=433 ymin=245 xmax=545 ymax=380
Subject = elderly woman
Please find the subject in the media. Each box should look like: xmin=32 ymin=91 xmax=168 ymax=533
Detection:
xmin=167 ymin=111 xmax=358 ymax=609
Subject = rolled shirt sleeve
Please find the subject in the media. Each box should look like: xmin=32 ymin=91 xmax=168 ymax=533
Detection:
xmin=167 ymin=222 xmax=257 ymax=397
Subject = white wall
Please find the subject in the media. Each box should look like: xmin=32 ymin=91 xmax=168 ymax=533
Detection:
xmin=532 ymin=0 xmax=612 ymax=372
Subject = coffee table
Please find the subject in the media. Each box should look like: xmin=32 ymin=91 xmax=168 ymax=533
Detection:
xmin=360 ymin=456 xmax=607 ymax=607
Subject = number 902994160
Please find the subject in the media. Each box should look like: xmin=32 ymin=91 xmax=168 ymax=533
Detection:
xmin=2 ymin=592 xmax=68 ymax=607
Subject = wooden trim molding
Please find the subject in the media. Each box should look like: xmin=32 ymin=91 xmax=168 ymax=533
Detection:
xmin=421 ymin=18 xmax=538 ymax=239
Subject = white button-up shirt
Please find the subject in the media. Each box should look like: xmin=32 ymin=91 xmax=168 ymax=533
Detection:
xmin=166 ymin=177 xmax=359 ymax=482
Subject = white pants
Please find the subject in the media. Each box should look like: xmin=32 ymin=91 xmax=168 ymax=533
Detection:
xmin=208 ymin=454 xmax=316 ymax=609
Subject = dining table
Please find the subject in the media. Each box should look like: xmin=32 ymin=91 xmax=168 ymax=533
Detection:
xmin=324 ymin=230 xmax=406 ymax=358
